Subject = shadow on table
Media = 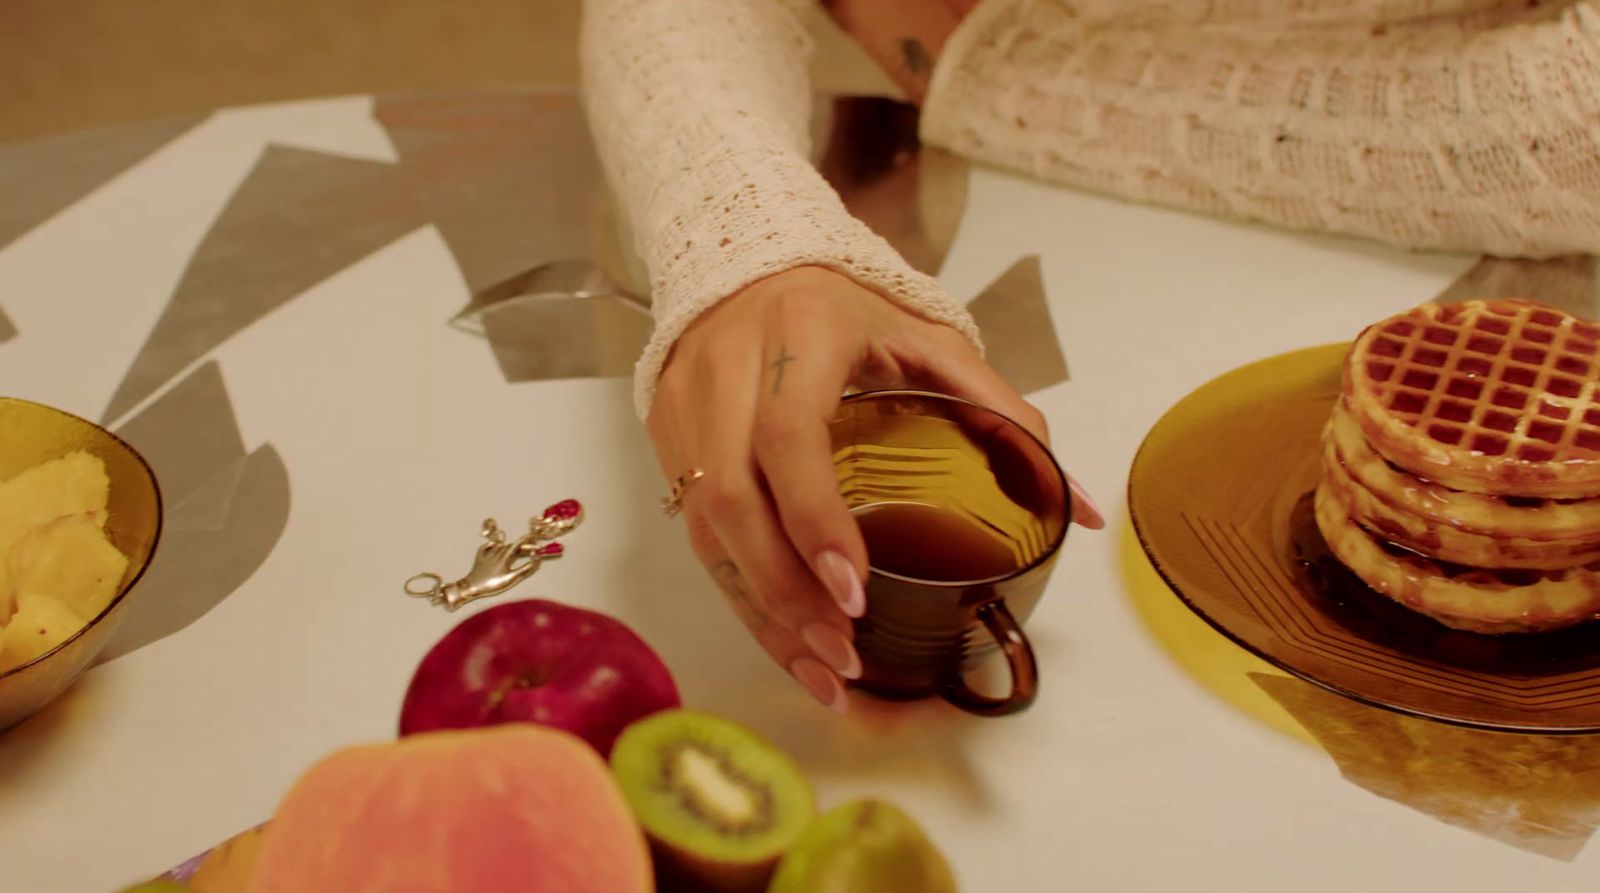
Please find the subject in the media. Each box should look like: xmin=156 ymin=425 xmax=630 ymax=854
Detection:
xmin=1253 ymin=673 xmax=1600 ymax=862
xmin=1125 ymin=493 xmax=1600 ymax=861
xmin=0 ymin=668 xmax=113 ymax=812
xmin=102 ymin=362 xmax=291 ymax=663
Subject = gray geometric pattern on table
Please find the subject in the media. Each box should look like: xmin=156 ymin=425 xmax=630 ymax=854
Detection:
xmin=966 ymin=255 xmax=1069 ymax=392
xmin=463 ymin=94 xmax=1067 ymax=394
xmin=464 ymin=252 xmax=1070 ymax=394
xmin=101 ymin=361 xmax=289 ymax=662
xmin=1253 ymin=672 xmax=1600 ymax=861
xmin=0 ymin=115 xmax=203 ymax=252
xmin=460 ymin=260 xmax=655 ymax=382
xmin=382 ymin=92 xmax=606 ymax=297
xmin=103 ymin=92 xmax=608 ymax=423
xmin=101 ymin=143 xmax=421 ymax=423
xmin=413 ymin=93 xmax=658 ymax=382
xmin=18 ymin=89 xmax=1059 ymax=408
xmin=1432 ymin=254 xmax=1599 ymax=318
xmin=0 ymin=115 xmax=203 ymax=346
xmin=465 ymin=94 xmax=977 ymax=385
xmin=0 ymin=90 xmax=1063 ymax=657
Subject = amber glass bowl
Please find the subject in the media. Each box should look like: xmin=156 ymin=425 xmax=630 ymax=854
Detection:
xmin=0 ymin=397 xmax=163 ymax=732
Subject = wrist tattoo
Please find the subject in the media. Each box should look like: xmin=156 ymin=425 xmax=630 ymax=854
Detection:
xmin=900 ymin=38 xmax=933 ymax=76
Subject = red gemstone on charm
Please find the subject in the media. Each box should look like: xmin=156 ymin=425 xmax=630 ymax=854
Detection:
xmin=537 ymin=543 xmax=564 ymax=557
xmin=544 ymin=500 xmax=582 ymax=521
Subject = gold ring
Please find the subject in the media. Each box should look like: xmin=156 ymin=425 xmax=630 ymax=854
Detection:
xmin=661 ymin=468 xmax=705 ymax=518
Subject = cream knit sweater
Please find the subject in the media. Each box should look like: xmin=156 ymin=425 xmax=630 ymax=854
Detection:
xmin=580 ymin=0 xmax=1600 ymax=417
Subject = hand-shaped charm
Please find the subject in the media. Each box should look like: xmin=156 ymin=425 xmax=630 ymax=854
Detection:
xmin=405 ymin=499 xmax=584 ymax=611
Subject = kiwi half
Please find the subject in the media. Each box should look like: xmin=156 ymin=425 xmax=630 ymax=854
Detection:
xmin=610 ymin=708 xmax=815 ymax=893
xmin=767 ymin=798 xmax=959 ymax=893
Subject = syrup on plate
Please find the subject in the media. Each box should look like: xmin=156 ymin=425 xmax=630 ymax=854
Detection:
xmin=1288 ymin=491 xmax=1600 ymax=675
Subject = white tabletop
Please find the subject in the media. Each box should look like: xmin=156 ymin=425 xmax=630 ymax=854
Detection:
xmin=6 ymin=91 xmax=1597 ymax=892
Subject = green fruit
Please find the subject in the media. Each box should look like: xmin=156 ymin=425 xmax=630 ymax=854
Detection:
xmin=767 ymin=798 xmax=958 ymax=893
xmin=610 ymin=709 xmax=815 ymax=893
xmin=117 ymin=882 xmax=191 ymax=893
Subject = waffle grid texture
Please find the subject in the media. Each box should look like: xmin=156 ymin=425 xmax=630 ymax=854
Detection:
xmin=1347 ymin=300 xmax=1600 ymax=495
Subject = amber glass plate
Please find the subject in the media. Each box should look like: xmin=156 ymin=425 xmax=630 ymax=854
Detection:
xmin=1130 ymin=344 xmax=1600 ymax=733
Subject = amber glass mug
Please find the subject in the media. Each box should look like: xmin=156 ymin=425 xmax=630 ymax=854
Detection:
xmin=829 ymin=390 xmax=1070 ymax=717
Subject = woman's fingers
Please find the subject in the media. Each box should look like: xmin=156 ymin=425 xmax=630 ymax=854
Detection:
xmin=906 ymin=324 xmax=1107 ymax=530
xmin=750 ymin=316 xmax=870 ymax=618
xmin=1064 ymin=477 xmax=1107 ymax=530
xmin=651 ymin=398 xmax=859 ymax=705
xmin=909 ymin=325 xmax=1051 ymax=442
xmin=679 ymin=287 xmax=862 ymax=670
xmin=685 ymin=519 xmax=849 ymax=713
xmin=657 ymin=306 xmax=863 ymax=688
xmin=714 ymin=566 xmax=849 ymax=712
xmin=696 ymin=464 xmax=862 ymax=677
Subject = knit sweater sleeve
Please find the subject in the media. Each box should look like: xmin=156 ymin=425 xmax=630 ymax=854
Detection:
xmin=579 ymin=0 xmax=982 ymax=419
xmin=921 ymin=0 xmax=1600 ymax=259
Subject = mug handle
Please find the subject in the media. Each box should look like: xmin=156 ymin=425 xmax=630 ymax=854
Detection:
xmin=939 ymin=601 xmax=1038 ymax=717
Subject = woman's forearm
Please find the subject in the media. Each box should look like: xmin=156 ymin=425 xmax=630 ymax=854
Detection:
xmin=580 ymin=0 xmax=980 ymax=418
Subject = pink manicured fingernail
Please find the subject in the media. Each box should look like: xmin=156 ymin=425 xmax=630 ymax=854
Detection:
xmin=802 ymin=624 xmax=862 ymax=680
xmin=1068 ymin=478 xmax=1106 ymax=530
xmin=815 ymin=550 xmax=866 ymax=618
xmin=789 ymin=657 xmax=848 ymax=713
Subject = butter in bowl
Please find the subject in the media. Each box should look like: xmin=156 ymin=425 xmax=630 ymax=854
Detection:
xmin=0 ymin=397 xmax=162 ymax=733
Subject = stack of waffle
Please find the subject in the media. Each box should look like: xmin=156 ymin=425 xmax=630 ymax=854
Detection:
xmin=1316 ymin=299 xmax=1600 ymax=634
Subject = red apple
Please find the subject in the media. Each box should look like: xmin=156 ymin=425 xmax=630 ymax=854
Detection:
xmin=399 ymin=599 xmax=680 ymax=756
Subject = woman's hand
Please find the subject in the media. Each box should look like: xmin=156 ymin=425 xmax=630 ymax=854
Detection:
xmin=647 ymin=266 xmax=1104 ymax=710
